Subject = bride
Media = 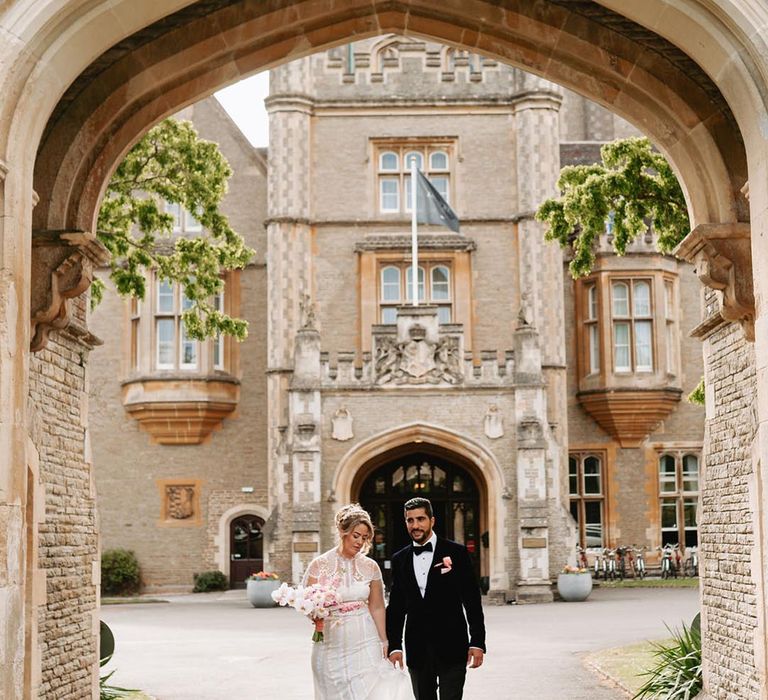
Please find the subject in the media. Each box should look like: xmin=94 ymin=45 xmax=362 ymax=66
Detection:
xmin=303 ymin=503 xmax=412 ymax=699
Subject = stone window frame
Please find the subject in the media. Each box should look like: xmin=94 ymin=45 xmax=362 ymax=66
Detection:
xmin=379 ymin=260 xmax=453 ymax=324
xmin=357 ymin=243 xmax=474 ymax=355
xmin=127 ymin=270 xmax=237 ymax=377
xmin=574 ymin=270 xmax=679 ymax=383
xmin=156 ymin=478 xmax=203 ymax=527
xmin=568 ymin=450 xmax=607 ymax=548
xmin=657 ymin=450 xmax=700 ymax=548
xmin=610 ymin=278 xmax=654 ymax=373
xmin=372 ymin=138 xmax=455 ymax=216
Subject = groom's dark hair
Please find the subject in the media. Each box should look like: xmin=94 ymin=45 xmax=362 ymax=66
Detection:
xmin=404 ymin=497 xmax=433 ymax=518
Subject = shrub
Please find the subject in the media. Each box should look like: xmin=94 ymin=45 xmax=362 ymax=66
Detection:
xmin=193 ymin=570 xmax=228 ymax=592
xmin=633 ymin=614 xmax=701 ymax=699
xmin=101 ymin=549 xmax=140 ymax=596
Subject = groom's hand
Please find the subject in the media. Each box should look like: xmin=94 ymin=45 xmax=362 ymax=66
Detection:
xmin=467 ymin=648 xmax=484 ymax=669
xmin=389 ymin=651 xmax=404 ymax=669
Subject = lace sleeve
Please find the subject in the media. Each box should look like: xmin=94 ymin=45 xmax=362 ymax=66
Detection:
xmin=360 ymin=555 xmax=383 ymax=582
xmin=302 ymin=557 xmax=321 ymax=586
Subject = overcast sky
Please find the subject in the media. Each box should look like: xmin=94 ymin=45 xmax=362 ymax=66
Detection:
xmin=214 ymin=71 xmax=270 ymax=147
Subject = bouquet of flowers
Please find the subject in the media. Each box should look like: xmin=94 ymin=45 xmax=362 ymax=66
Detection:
xmin=271 ymin=582 xmax=340 ymax=642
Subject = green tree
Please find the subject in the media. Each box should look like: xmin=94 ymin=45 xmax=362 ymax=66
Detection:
xmin=535 ymin=137 xmax=689 ymax=279
xmin=94 ymin=118 xmax=255 ymax=340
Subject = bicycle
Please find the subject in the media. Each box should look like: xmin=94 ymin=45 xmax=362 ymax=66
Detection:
xmin=590 ymin=548 xmax=604 ymax=579
xmin=576 ymin=545 xmax=589 ymax=571
xmin=658 ymin=543 xmax=679 ymax=579
xmin=684 ymin=546 xmax=699 ymax=577
xmin=603 ymin=548 xmax=617 ymax=581
xmin=631 ymin=546 xmax=646 ymax=580
xmin=615 ymin=546 xmax=627 ymax=581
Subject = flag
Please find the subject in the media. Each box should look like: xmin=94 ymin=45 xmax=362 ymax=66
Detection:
xmin=415 ymin=171 xmax=460 ymax=233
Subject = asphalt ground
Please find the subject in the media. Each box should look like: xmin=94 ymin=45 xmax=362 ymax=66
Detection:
xmin=101 ymin=586 xmax=699 ymax=700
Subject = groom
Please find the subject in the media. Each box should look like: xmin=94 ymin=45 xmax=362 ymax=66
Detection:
xmin=386 ymin=497 xmax=486 ymax=700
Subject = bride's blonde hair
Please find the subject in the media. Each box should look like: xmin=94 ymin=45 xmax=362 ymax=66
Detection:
xmin=335 ymin=503 xmax=374 ymax=554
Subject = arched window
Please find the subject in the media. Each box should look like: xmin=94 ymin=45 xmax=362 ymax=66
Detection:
xmin=404 ymin=151 xmax=423 ymax=171
xmin=379 ymin=151 xmax=398 ymax=171
xmin=430 ymin=151 xmax=448 ymax=170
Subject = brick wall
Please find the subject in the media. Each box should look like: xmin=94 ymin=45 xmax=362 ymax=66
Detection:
xmin=700 ymin=313 xmax=760 ymax=699
xmin=28 ymin=299 xmax=99 ymax=699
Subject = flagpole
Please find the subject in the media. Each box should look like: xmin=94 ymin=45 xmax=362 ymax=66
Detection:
xmin=411 ymin=160 xmax=418 ymax=307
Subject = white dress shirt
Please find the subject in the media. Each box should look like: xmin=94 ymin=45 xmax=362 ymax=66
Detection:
xmin=412 ymin=532 xmax=437 ymax=598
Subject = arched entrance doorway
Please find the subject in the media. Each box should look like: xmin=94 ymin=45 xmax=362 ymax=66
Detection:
xmin=229 ymin=514 xmax=264 ymax=588
xmin=355 ymin=444 xmax=487 ymax=592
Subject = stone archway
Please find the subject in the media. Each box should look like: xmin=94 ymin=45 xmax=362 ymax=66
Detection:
xmin=332 ymin=422 xmax=508 ymax=593
xmin=2 ymin=2 xmax=768 ymax=699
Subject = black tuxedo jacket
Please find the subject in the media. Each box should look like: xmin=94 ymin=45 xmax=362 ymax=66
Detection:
xmin=385 ymin=537 xmax=486 ymax=669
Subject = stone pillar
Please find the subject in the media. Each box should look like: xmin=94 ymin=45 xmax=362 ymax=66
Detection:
xmin=289 ymin=322 xmax=322 ymax=583
xmin=264 ymin=59 xmax=315 ymax=581
xmin=513 ymin=312 xmax=553 ymax=603
xmin=0 ymin=160 xmax=34 ymax=700
xmin=512 ymin=74 xmax=572 ymax=582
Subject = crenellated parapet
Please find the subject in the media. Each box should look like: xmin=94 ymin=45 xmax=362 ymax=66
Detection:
xmin=319 ymin=348 xmax=515 ymax=390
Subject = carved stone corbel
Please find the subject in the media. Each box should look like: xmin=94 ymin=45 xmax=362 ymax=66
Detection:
xmin=30 ymin=231 xmax=110 ymax=352
xmin=674 ymin=223 xmax=754 ymax=341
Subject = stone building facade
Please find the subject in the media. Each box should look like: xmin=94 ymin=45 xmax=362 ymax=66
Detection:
xmin=4 ymin=3 xmax=768 ymax=699
xmin=90 ymin=38 xmax=704 ymax=604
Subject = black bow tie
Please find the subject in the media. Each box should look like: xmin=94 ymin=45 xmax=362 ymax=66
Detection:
xmin=413 ymin=542 xmax=433 ymax=555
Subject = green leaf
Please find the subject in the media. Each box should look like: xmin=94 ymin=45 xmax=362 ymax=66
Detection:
xmin=536 ymin=137 xmax=689 ymax=278
xmin=95 ymin=118 xmax=255 ymax=340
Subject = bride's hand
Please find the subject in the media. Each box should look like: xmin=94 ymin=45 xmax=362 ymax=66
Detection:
xmin=380 ymin=639 xmax=388 ymax=659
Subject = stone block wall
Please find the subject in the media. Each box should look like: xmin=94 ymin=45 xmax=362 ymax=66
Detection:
xmin=28 ymin=298 xmax=99 ymax=699
xmin=700 ymin=313 xmax=760 ymax=699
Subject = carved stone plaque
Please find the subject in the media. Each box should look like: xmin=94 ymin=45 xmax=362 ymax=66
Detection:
xmin=157 ymin=479 xmax=202 ymax=526
xmin=166 ymin=485 xmax=195 ymax=519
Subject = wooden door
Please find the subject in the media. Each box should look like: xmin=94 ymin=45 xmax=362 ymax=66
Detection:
xmin=229 ymin=515 xmax=264 ymax=588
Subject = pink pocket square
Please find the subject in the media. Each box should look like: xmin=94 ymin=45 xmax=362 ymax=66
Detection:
xmin=435 ymin=556 xmax=453 ymax=574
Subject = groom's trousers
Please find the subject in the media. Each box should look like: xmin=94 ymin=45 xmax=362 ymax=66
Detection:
xmin=408 ymin=646 xmax=467 ymax=700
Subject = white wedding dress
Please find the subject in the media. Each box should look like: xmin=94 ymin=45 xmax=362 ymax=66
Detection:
xmin=303 ymin=548 xmax=413 ymax=700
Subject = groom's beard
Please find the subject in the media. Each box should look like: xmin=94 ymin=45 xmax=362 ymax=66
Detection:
xmin=409 ymin=527 xmax=432 ymax=545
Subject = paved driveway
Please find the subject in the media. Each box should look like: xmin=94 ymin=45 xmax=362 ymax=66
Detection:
xmin=101 ymin=586 xmax=699 ymax=699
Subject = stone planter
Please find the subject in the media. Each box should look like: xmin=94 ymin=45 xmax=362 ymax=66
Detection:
xmin=246 ymin=579 xmax=280 ymax=607
xmin=556 ymin=573 xmax=593 ymax=602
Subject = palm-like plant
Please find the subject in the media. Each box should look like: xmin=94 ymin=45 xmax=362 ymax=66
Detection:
xmin=633 ymin=614 xmax=702 ymax=699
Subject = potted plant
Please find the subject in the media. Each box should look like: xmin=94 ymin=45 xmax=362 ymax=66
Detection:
xmin=556 ymin=564 xmax=593 ymax=602
xmin=246 ymin=571 xmax=281 ymax=607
